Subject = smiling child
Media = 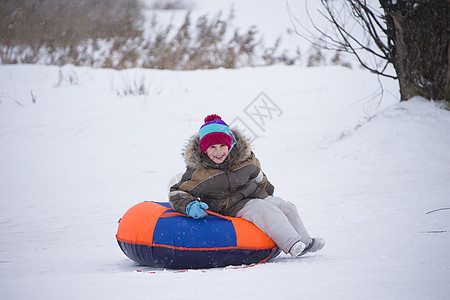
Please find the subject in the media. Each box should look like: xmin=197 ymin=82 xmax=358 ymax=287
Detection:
xmin=169 ymin=114 xmax=324 ymax=257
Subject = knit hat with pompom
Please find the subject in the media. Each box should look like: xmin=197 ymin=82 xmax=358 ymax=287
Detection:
xmin=199 ymin=114 xmax=232 ymax=153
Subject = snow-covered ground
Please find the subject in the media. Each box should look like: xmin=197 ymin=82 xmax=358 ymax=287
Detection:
xmin=2 ymin=1 xmax=450 ymax=299
xmin=1 ymin=63 xmax=449 ymax=299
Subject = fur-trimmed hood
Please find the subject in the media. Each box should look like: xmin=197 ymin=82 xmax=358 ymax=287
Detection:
xmin=183 ymin=128 xmax=252 ymax=169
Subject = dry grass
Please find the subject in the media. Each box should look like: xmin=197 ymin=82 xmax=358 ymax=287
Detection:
xmin=0 ymin=0 xmax=348 ymax=70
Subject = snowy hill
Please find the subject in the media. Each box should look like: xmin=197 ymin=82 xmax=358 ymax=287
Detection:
xmin=1 ymin=63 xmax=450 ymax=299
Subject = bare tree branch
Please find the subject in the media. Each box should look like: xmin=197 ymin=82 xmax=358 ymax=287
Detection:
xmin=289 ymin=0 xmax=397 ymax=79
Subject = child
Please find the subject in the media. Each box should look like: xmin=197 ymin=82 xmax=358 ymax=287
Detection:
xmin=169 ymin=114 xmax=324 ymax=257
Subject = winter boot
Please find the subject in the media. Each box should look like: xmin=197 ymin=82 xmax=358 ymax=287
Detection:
xmin=301 ymin=237 xmax=325 ymax=255
xmin=289 ymin=241 xmax=306 ymax=257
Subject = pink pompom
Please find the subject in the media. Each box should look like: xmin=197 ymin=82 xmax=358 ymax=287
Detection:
xmin=204 ymin=114 xmax=222 ymax=123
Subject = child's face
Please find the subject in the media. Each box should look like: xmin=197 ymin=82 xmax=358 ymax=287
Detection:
xmin=206 ymin=144 xmax=229 ymax=164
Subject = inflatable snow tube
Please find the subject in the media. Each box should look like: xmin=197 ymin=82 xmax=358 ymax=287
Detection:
xmin=116 ymin=201 xmax=280 ymax=269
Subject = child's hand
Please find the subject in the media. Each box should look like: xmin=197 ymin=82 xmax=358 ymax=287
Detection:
xmin=186 ymin=200 xmax=209 ymax=219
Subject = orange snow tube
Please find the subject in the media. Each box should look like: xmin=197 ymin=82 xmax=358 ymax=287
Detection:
xmin=116 ymin=201 xmax=280 ymax=269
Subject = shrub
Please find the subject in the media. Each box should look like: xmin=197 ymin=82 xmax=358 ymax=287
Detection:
xmin=0 ymin=0 xmax=330 ymax=70
xmin=0 ymin=0 xmax=143 ymax=49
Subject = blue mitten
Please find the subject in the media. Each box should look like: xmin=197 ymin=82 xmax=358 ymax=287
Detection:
xmin=186 ymin=200 xmax=209 ymax=219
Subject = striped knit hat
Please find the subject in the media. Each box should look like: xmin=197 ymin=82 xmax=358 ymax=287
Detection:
xmin=199 ymin=114 xmax=232 ymax=153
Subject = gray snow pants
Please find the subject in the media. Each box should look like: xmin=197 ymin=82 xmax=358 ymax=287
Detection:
xmin=235 ymin=196 xmax=312 ymax=253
